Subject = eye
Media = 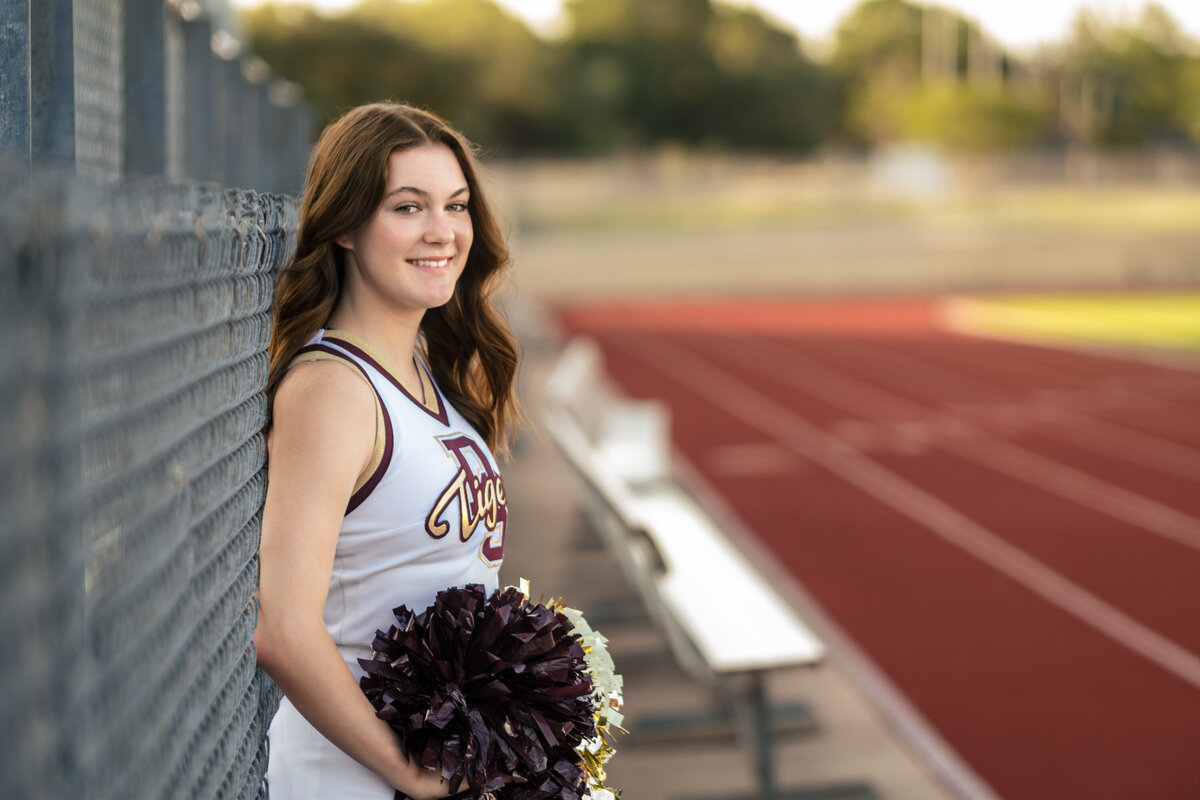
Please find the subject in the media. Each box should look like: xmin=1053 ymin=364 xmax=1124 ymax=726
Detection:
xmin=393 ymin=203 xmax=420 ymax=215
xmin=448 ymin=201 xmax=470 ymax=213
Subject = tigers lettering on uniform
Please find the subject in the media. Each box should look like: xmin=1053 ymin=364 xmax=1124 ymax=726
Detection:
xmin=426 ymin=432 xmax=506 ymax=565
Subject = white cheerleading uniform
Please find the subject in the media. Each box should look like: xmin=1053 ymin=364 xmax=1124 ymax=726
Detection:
xmin=266 ymin=329 xmax=506 ymax=800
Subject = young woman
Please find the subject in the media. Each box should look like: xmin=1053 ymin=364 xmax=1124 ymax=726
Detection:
xmin=254 ymin=103 xmax=521 ymax=800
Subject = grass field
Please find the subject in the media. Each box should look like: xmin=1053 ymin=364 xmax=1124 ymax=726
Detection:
xmin=982 ymin=189 xmax=1200 ymax=233
xmin=488 ymin=157 xmax=1200 ymax=302
xmin=945 ymin=292 xmax=1200 ymax=351
xmin=489 ymin=157 xmax=1200 ymax=235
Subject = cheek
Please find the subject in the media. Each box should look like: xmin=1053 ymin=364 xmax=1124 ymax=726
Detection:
xmin=455 ymin=234 xmax=474 ymax=266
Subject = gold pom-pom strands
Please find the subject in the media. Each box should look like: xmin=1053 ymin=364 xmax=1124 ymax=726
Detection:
xmin=508 ymin=580 xmax=626 ymax=799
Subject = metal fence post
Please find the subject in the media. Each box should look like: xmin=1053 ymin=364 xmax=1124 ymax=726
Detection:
xmin=265 ymin=81 xmax=291 ymax=195
xmin=243 ymin=58 xmax=269 ymax=192
xmin=73 ymin=0 xmax=122 ymax=180
xmin=267 ymin=80 xmax=311 ymax=196
xmin=29 ymin=0 xmax=75 ymax=168
xmin=123 ymin=0 xmax=166 ymax=176
xmin=180 ymin=10 xmax=216 ymax=182
xmin=212 ymin=42 xmax=245 ymax=187
xmin=0 ymin=0 xmax=32 ymax=171
xmin=164 ymin=2 xmax=185 ymax=181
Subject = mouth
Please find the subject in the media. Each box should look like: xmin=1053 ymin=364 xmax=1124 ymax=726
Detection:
xmin=408 ymin=257 xmax=452 ymax=269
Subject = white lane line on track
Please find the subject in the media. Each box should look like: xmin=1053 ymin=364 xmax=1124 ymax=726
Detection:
xmin=948 ymin=437 xmax=1200 ymax=550
xmin=942 ymin=334 xmax=1200 ymax=397
xmin=1045 ymin=419 xmax=1199 ymax=482
xmin=672 ymin=453 xmax=1003 ymax=800
xmin=613 ymin=334 xmax=1200 ymax=691
xmin=707 ymin=336 xmax=1200 ymax=552
xmin=836 ymin=337 xmax=1200 ymax=477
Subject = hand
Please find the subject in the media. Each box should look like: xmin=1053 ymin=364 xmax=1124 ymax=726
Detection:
xmin=396 ymin=771 xmax=517 ymax=800
xmin=392 ymin=765 xmax=452 ymax=800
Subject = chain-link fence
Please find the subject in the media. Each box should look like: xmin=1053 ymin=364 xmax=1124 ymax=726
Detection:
xmin=0 ymin=2 xmax=314 ymax=797
xmin=0 ymin=164 xmax=296 ymax=799
xmin=1 ymin=0 xmax=312 ymax=192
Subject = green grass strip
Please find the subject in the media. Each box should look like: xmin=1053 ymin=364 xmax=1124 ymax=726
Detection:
xmin=945 ymin=292 xmax=1200 ymax=350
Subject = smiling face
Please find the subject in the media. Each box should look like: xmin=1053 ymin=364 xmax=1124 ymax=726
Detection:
xmin=336 ymin=143 xmax=474 ymax=323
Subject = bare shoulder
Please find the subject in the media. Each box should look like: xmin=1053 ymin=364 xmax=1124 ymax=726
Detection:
xmin=276 ymin=357 xmax=374 ymax=411
xmin=271 ymin=359 xmax=376 ymax=469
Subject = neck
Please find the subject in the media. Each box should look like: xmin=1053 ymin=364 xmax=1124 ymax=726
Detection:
xmin=326 ymin=298 xmax=425 ymax=387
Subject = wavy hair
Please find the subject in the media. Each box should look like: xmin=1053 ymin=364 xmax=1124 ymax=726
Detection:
xmin=267 ymin=102 xmax=521 ymax=455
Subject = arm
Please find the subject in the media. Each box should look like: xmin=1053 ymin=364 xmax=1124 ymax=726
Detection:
xmin=254 ymin=361 xmax=450 ymax=800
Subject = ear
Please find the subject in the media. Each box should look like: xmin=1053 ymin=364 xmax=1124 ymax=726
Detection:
xmin=335 ymin=234 xmax=354 ymax=250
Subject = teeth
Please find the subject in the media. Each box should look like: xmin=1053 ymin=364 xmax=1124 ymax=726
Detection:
xmin=411 ymin=258 xmax=449 ymax=268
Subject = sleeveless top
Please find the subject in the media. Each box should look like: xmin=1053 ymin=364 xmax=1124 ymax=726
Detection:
xmin=266 ymin=329 xmax=506 ymax=800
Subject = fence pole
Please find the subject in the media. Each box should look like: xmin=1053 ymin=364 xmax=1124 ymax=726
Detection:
xmin=0 ymin=0 xmax=31 ymax=171
xmin=29 ymin=0 xmax=75 ymax=168
xmin=270 ymin=80 xmax=312 ymax=196
xmin=123 ymin=0 xmax=166 ymax=176
xmin=180 ymin=11 xmax=216 ymax=182
xmin=73 ymin=0 xmax=124 ymax=180
xmin=164 ymin=3 xmax=184 ymax=181
xmin=243 ymin=58 xmax=269 ymax=192
xmin=213 ymin=46 xmax=244 ymax=186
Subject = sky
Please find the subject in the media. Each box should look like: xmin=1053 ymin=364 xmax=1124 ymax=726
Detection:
xmin=230 ymin=0 xmax=1200 ymax=51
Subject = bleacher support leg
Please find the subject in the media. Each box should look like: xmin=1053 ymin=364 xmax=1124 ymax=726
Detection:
xmin=671 ymin=671 xmax=879 ymax=799
xmin=745 ymin=671 xmax=776 ymax=793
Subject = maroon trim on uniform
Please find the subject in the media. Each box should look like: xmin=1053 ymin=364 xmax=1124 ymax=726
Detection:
xmin=298 ymin=343 xmax=395 ymax=515
xmin=322 ymin=335 xmax=450 ymax=426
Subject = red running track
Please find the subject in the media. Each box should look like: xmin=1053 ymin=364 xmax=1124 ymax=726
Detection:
xmin=558 ymin=299 xmax=1200 ymax=800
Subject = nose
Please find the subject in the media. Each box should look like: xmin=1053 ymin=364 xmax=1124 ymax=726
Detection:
xmin=424 ymin=210 xmax=454 ymax=244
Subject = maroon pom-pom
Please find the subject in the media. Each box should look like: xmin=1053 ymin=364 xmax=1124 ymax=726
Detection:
xmin=360 ymin=584 xmax=596 ymax=800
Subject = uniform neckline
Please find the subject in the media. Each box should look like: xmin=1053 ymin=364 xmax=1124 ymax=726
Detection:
xmin=321 ymin=328 xmax=449 ymax=425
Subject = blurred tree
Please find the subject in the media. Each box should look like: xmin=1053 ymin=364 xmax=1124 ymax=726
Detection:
xmin=240 ymin=0 xmax=1199 ymax=155
xmin=555 ymin=0 xmax=831 ymax=152
xmin=241 ymin=0 xmax=557 ymax=154
xmin=829 ymin=0 xmax=926 ymax=144
xmin=556 ymin=0 xmax=724 ymax=150
xmin=1048 ymin=3 xmax=1200 ymax=146
xmin=343 ymin=0 xmax=560 ymax=152
xmin=900 ymin=83 xmax=1048 ymax=149
xmin=828 ymin=0 xmax=1051 ymax=151
xmin=705 ymin=4 xmax=834 ymax=150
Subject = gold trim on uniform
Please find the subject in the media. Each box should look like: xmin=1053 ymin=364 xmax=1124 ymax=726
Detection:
xmin=323 ymin=328 xmax=441 ymax=416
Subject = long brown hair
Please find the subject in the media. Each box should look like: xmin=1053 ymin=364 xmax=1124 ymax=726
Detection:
xmin=268 ymin=102 xmax=521 ymax=454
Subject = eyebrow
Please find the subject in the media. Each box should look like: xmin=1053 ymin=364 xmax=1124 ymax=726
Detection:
xmin=384 ymin=186 xmax=470 ymax=200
